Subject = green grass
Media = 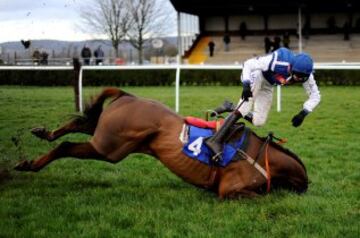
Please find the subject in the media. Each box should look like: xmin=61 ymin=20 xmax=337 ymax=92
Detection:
xmin=0 ymin=86 xmax=359 ymax=238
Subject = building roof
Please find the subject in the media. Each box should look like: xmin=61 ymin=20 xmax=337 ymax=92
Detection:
xmin=169 ymin=0 xmax=359 ymax=15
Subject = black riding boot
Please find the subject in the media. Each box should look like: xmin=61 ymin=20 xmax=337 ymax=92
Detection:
xmin=205 ymin=111 xmax=242 ymax=162
xmin=244 ymin=112 xmax=253 ymax=124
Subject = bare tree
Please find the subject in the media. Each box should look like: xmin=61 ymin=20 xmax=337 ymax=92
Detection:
xmin=126 ymin=0 xmax=173 ymax=64
xmin=80 ymin=0 xmax=131 ymax=57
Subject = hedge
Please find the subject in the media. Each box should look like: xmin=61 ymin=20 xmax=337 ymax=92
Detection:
xmin=0 ymin=69 xmax=359 ymax=86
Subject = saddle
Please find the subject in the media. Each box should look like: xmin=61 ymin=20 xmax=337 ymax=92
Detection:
xmin=181 ymin=101 xmax=251 ymax=167
xmin=181 ymin=119 xmax=250 ymax=167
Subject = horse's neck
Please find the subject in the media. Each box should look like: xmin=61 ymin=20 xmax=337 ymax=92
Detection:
xmin=268 ymin=142 xmax=308 ymax=193
xmin=267 ymin=141 xmax=307 ymax=182
xmin=248 ymin=134 xmax=304 ymax=174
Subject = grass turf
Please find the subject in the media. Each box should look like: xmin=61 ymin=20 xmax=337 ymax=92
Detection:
xmin=0 ymin=86 xmax=359 ymax=237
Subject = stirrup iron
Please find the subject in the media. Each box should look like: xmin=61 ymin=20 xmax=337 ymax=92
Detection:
xmin=211 ymin=152 xmax=222 ymax=163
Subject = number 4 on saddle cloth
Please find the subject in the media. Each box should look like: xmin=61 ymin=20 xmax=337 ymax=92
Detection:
xmin=181 ymin=117 xmax=250 ymax=167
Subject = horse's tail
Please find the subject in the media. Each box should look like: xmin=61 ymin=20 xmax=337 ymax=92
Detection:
xmin=85 ymin=87 xmax=132 ymax=119
xmin=76 ymin=88 xmax=133 ymax=134
xmin=91 ymin=87 xmax=130 ymax=107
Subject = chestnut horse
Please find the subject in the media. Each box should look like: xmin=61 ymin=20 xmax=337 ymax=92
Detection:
xmin=15 ymin=88 xmax=308 ymax=199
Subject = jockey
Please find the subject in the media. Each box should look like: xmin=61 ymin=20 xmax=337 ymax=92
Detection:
xmin=206 ymin=47 xmax=321 ymax=161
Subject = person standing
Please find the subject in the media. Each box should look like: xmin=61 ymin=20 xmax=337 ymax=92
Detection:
xmin=205 ymin=47 xmax=321 ymax=161
xmin=81 ymin=44 xmax=92 ymax=65
xmin=283 ymin=32 xmax=290 ymax=49
xmin=94 ymin=46 xmax=105 ymax=65
xmin=32 ymin=49 xmax=41 ymax=65
xmin=264 ymin=36 xmax=272 ymax=53
xmin=223 ymin=34 xmax=231 ymax=52
xmin=272 ymin=36 xmax=281 ymax=51
xmin=40 ymin=50 xmax=48 ymax=65
xmin=208 ymin=41 xmax=215 ymax=57
xmin=239 ymin=22 xmax=248 ymax=40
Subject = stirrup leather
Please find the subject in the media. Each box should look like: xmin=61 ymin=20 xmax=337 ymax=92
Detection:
xmin=205 ymin=112 xmax=242 ymax=163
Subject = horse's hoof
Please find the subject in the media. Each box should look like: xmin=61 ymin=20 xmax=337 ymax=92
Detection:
xmin=14 ymin=160 xmax=33 ymax=171
xmin=31 ymin=127 xmax=48 ymax=139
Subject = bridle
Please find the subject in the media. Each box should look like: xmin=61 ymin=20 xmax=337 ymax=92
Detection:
xmin=206 ymin=101 xmax=288 ymax=192
xmin=237 ymin=132 xmax=287 ymax=193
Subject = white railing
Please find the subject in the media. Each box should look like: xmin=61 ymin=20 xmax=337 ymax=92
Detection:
xmin=1 ymin=62 xmax=360 ymax=113
xmin=0 ymin=66 xmax=73 ymax=70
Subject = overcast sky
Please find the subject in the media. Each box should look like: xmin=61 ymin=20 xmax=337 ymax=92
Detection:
xmin=0 ymin=0 xmax=176 ymax=43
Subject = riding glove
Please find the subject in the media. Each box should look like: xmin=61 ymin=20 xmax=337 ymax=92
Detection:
xmin=291 ymin=109 xmax=309 ymax=127
xmin=242 ymin=81 xmax=252 ymax=101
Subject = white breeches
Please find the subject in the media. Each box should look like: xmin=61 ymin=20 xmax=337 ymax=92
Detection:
xmin=238 ymin=71 xmax=274 ymax=127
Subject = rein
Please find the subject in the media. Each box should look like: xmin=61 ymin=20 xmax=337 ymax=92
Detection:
xmin=237 ymin=132 xmax=287 ymax=193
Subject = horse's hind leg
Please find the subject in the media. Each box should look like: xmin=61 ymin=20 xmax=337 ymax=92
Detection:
xmin=32 ymin=117 xmax=95 ymax=141
xmin=14 ymin=142 xmax=105 ymax=172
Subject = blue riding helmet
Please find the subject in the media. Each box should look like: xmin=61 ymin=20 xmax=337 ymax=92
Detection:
xmin=292 ymin=53 xmax=314 ymax=76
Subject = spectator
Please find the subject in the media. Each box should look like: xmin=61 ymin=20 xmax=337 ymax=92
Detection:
xmin=81 ymin=44 xmax=92 ymax=65
xmin=32 ymin=49 xmax=41 ymax=65
xmin=94 ymin=45 xmax=105 ymax=65
xmin=40 ymin=51 xmax=48 ymax=65
xmin=283 ymin=32 xmax=290 ymax=49
xmin=223 ymin=34 xmax=231 ymax=52
xmin=264 ymin=36 xmax=272 ymax=54
xmin=343 ymin=21 xmax=350 ymax=41
xmin=272 ymin=36 xmax=281 ymax=52
xmin=239 ymin=22 xmax=248 ymax=40
xmin=208 ymin=40 xmax=215 ymax=57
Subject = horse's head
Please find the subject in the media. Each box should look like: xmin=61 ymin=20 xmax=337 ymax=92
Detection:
xmin=245 ymin=130 xmax=308 ymax=194
xmin=267 ymin=139 xmax=308 ymax=194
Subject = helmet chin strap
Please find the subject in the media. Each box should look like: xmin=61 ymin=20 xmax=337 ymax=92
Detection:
xmin=281 ymin=76 xmax=295 ymax=85
xmin=285 ymin=76 xmax=292 ymax=83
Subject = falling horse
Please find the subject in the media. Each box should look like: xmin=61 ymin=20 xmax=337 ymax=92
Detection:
xmin=15 ymin=88 xmax=308 ymax=199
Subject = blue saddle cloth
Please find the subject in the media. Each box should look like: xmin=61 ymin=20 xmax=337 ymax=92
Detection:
xmin=182 ymin=125 xmax=249 ymax=167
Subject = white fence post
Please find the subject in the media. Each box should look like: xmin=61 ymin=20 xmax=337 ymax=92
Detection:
xmin=78 ymin=68 xmax=83 ymax=112
xmin=175 ymin=65 xmax=181 ymax=113
xmin=277 ymin=85 xmax=281 ymax=112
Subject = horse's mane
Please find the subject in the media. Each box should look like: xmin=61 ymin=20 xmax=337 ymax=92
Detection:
xmin=250 ymin=129 xmax=307 ymax=173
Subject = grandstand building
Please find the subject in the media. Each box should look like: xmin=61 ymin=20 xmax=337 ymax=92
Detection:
xmin=169 ymin=0 xmax=360 ymax=63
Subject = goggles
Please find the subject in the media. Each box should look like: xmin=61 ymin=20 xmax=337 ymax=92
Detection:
xmin=291 ymin=71 xmax=310 ymax=83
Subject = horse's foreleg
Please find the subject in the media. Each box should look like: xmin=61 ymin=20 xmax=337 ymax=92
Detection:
xmin=14 ymin=142 xmax=106 ymax=172
xmin=218 ymin=171 xmax=262 ymax=199
xmin=219 ymin=181 xmax=260 ymax=199
xmin=32 ymin=118 xmax=94 ymax=141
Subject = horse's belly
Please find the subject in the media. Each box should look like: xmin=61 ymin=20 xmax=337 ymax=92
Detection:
xmin=151 ymin=122 xmax=217 ymax=188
